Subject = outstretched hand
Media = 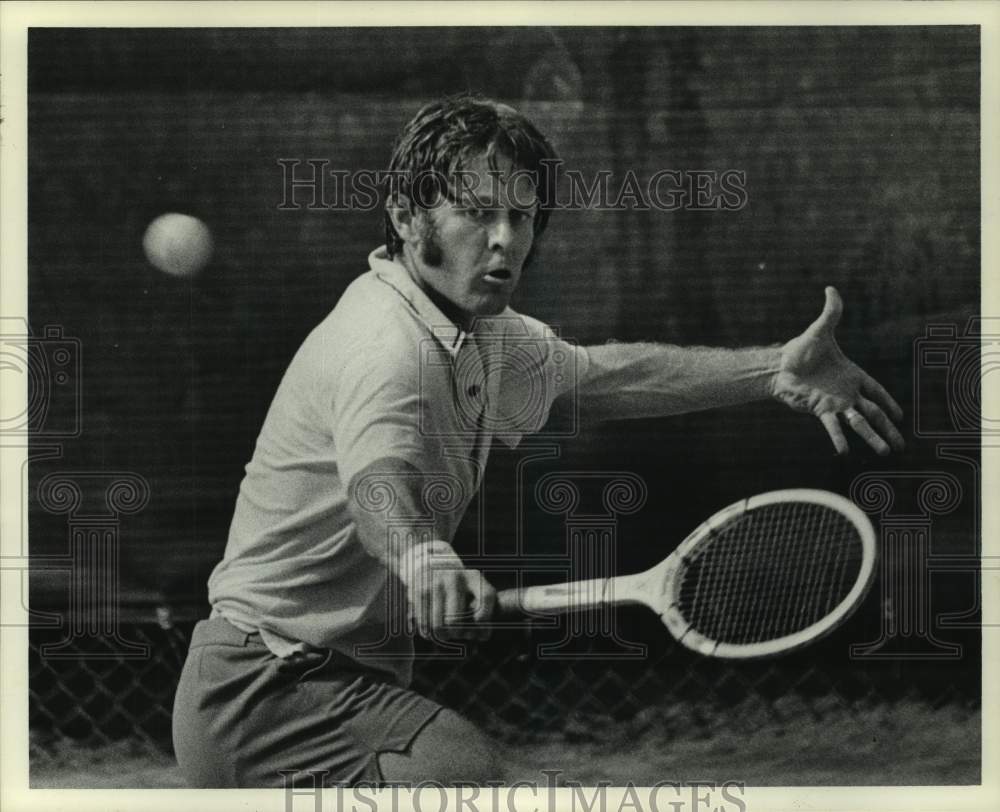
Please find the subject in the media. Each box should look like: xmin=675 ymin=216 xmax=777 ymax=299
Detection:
xmin=772 ymin=287 xmax=905 ymax=456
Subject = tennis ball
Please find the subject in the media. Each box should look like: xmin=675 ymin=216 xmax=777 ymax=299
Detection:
xmin=142 ymin=213 xmax=214 ymax=278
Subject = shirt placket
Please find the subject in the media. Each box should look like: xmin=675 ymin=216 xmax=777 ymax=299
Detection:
xmin=461 ymin=332 xmax=493 ymax=486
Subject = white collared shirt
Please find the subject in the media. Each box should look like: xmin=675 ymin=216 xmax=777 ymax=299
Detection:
xmin=208 ymin=247 xmax=587 ymax=684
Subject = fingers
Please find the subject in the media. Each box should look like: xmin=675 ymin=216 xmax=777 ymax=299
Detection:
xmin=861 ymin=373 xmax=904 ymax=423
xmin=410 ymin=563 xmax=494 ymax=642
xmin=842 ymin=406 xmax=891 ymax=456
xmin=819 ymin=394 xmax=906 ymax=457
xmin=856 ymin=396 xmax=906 ymax=453
xmin=442 ymin=575 xmax=464 ymax=635
xmin=809 ymin=286 xmax=843 ymax=336
xmin=415 ymin=568 xmax=436 ymax=639
xmin=470 ymin=575 xmax=497 ymax=641
xmin=820 ymin=411 xmax=849 ymax=456
xmin=471 ymin=575 xmax=497 ymax=622
xmin=409 ymin=560 xmax=449 ymax=640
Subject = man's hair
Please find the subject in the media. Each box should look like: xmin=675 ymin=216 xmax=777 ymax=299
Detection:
xmin=383 ymin=94 xmax=559 ymax=259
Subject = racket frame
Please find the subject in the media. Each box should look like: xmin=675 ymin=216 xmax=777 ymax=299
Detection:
xmin=657 ymin=488 xmax=878 ymax=659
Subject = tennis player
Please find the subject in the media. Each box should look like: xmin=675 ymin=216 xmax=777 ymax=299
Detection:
xmin=172 ymin=94 xmax=905 ymax=787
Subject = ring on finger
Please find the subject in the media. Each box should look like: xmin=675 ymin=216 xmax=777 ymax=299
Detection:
xmin=843 ymin=406 xmax=862 ymax=422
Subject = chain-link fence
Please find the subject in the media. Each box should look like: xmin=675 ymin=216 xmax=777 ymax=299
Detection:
xmin=29 ymin=620 xmax=188 ymax=756
xmin=28 ymin=605 xmax=981 ymax=763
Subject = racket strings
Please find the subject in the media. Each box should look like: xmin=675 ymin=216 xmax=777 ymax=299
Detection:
xmin=676 ymin=503 xmax=864 ymax=645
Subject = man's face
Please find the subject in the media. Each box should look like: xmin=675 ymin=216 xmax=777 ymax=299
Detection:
xmin=403 ymin=153 xmax=538 ymax=328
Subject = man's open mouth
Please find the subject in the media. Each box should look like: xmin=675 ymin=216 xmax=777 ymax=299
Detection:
xmin=484 ymin=268 xmax=513 ymax=283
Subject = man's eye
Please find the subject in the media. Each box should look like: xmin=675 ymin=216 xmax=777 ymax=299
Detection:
xmin=463 ymin=207 xmax=487 ymax=220
xmin=511 ymin=208 xmax=535 ymax=224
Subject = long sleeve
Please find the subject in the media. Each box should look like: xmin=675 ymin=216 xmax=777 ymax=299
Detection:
xmin=576 ymin=342 xmax=782 ymax=422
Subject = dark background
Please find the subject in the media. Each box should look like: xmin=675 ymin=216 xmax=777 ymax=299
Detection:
xmin=27 ymin=26 xmax=979 ymax=645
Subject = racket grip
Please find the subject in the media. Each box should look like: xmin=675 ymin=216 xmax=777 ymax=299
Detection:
xmin=495 ymin=588 xmax=525 ymax=617
xmin=494 ymin=579 xmax=613 ymax=617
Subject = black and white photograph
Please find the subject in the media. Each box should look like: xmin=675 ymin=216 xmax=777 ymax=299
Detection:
xmin=1 ymin=2 xmax=996 ymax=809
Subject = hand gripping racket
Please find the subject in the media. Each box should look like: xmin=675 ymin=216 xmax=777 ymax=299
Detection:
xmin=496 ymin=489 xmax=877 ymax=659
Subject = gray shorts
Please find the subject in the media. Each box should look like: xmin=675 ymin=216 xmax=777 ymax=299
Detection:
xmin=172 ymin=617 xmax=443 ymax=787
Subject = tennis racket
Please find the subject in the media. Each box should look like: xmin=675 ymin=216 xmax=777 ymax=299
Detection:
xmin=496 ymin=488 xmax=877 ymax=659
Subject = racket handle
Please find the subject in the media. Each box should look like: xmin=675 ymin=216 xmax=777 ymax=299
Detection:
xmin=495 ymin=588 xmax=528 ymax=616
xmin=495 ymin=578 xmax=613 ymax=617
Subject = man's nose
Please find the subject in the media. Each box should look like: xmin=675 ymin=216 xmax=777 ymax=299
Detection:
xmin=488 ymin=217 xmax=513 ymax=251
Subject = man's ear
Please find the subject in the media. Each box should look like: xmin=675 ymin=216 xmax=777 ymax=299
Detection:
xmin=386 ymin=195 xmax=422 ymax=245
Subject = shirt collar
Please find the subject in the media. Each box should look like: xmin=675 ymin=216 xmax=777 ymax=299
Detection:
xmin=368 ymin=246 xmax=473 ymax=356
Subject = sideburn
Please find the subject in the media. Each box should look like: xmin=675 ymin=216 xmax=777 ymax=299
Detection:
xmin=418 ymin=218 xmax=444 ymax=267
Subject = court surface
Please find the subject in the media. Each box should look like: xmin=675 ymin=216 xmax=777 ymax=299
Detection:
xmin=31 ymin=699 xmax=979 ymax=788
